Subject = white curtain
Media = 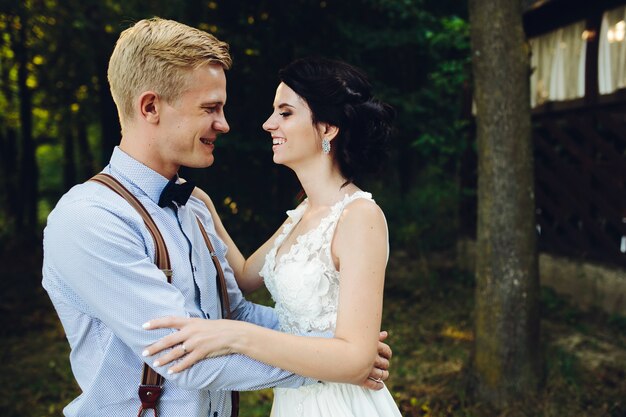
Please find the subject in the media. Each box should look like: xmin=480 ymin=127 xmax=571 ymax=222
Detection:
xmin=530 ymin=20 xmax=587 ymax=107
xmin=599 ymin=6 xmax=626 ymax=94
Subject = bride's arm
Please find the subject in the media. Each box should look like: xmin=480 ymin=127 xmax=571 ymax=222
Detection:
xmin=233 ymin=200 xmax=388 ymax=384
xmin=145 ymin=199 xmax=389 ymax=385
xmin=191 ymin=186 xmax=289 ymax=293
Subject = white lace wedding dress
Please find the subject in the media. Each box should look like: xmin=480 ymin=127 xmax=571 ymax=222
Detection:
xmin=259 ymin=191 xmax=402 ymax=417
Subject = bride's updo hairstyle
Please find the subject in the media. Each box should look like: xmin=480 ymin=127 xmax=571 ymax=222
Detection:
xmin=279 ymin=57 xmax=395 ymax=182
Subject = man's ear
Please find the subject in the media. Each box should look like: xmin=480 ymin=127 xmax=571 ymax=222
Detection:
xmin=320 ymin=123 xmax=339 ymax=142
xmin=138 ymin=91 xmax=160 ymax=124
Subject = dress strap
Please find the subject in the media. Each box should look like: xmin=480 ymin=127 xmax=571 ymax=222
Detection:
xmin=328 ymin=191 xmax=373 ymax=226
xmin=342 ymin=191 xmax=373 ymax=206
xmin=320 ymin=191 xmax=374 ymax=242
xmin=274 ymin=200 xmax=308 ymax=249
xmin=318 ymin=191 xmax=386 ymax=265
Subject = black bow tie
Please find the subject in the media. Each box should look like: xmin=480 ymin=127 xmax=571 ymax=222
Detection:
xmin=158 ymin=178 xmax=195 ymax=208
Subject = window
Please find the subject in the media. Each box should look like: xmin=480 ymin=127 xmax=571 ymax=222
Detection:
xmin=529 ymin=20 xmax=587 ymax=107
xmin=598 ymin=5 xmax=626 ymax=94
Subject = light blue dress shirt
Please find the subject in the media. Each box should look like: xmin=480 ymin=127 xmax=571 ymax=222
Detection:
xmin=42 ymin=147 xmax=311 ymax=417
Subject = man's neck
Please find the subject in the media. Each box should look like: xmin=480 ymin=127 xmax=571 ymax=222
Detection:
xmin=119 ymin=134 xmax=178 ymax=179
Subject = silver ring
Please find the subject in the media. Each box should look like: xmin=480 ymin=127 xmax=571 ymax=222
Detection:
xmin=181 ymin=344 xmax=187 ymax=354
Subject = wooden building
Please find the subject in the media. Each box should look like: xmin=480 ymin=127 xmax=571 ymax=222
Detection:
xmin=525 ymin=0 xmax=626 ymax=267
xmin=463 ymin=0 xmax=626 ymax=271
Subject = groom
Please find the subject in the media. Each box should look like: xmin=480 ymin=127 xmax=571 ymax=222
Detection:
xmin=42 ymin=17 xmax=390 ymax=417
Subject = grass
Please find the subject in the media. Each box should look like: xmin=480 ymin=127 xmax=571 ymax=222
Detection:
xmin=1 ymin=246 xmax=625 ymax=416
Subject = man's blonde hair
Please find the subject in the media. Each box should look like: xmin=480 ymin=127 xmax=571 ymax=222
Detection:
xmin=107 ymin=17 xmax=232 ymax=126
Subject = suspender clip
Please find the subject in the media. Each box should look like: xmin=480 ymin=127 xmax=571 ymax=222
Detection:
xmin=137 ymin=385 xmax=162 ymax=417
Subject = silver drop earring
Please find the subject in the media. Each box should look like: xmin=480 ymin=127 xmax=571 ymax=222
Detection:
xmin=322 ymin=138 xmax=331 ymax=154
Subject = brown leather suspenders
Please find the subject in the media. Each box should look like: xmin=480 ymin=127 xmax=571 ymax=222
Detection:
xmin=196 ymin=218 xmax=231 ymax=317
xmin=196 ymin=219 xmax=240 ymax=417
xmin=89 ymin=173 xmax=239 ymax=417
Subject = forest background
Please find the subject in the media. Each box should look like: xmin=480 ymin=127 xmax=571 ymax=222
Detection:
xmin=1 ymin=1 xmax=624 ymax=416
xmin=0 ymin=0 xmax=470 ymax=251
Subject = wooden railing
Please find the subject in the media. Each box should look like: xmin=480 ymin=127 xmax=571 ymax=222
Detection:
xmin=460 ymin=98 xmax=626 ymax=268
xmin=532 ymin=105 xmax=626 ymax=266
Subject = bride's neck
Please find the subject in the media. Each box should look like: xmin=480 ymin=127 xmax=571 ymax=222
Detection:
xmin=295 ymin=165 xmax=353 ymax=209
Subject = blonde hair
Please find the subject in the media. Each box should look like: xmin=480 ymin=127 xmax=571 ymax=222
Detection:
xmin=107 ymin=17 xmax=232 ymax=126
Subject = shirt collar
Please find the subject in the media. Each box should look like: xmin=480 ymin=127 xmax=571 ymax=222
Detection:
xmin=107 ymin=146 xmax=171 ymax=205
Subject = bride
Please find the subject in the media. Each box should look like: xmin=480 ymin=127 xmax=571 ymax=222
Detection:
xmin=144 ymin=57 xmax=401 ymax=416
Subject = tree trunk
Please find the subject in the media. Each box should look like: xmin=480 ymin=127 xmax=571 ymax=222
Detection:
xmin=0 ymin=129 xmax=19 ymax=225
xmin=76 ymin=117 xmax=95 ymax=182
xmin=96 ymin=53 xmax=120 ymax=166
xmin=85 ymin=4 xmax=120 ymax=167
xmin=16 ymin=7 xmax=38 ymax=235
xmin=62 ymin=121 xmax=76 ymax=191
xmin=468 ymin=0 xmax=541 ymax=408
xmin=0 ymin=15 xmax=18 ymax=228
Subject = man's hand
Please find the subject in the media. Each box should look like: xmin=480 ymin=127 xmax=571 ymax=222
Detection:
xmin=362 ymin=330 xmax=392 ymax=390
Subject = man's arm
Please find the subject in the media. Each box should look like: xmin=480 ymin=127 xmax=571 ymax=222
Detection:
xmin=44 ymin=195 xmax=310 ymax=391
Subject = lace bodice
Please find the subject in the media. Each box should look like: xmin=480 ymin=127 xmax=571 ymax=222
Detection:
xmin=260 ymin=191 xmax=374 ymax=335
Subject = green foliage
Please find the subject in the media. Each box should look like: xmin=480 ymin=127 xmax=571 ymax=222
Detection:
xmin=551 ymin=347 xmax=582 ymax=387
xmin=541 ymin=287 xmax=586 ymax=329
xmin=0 ymin=0 xmax=473 ymax=254
xmin=37 ymin=144 xmax=62 ymax=195
xmin=607 ymin=313 xmax=626 ymax=335
xmin=374 ymin=166 xmax=460 ymax=252
xmin=36 ymin=143 xmax=63 ymax=225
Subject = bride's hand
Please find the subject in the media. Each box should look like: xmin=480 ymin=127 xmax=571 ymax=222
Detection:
xmin=362 ymin=331 xmax=392 ymax=391
xmin=142 ymin=317 xmax=240 ymax=374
